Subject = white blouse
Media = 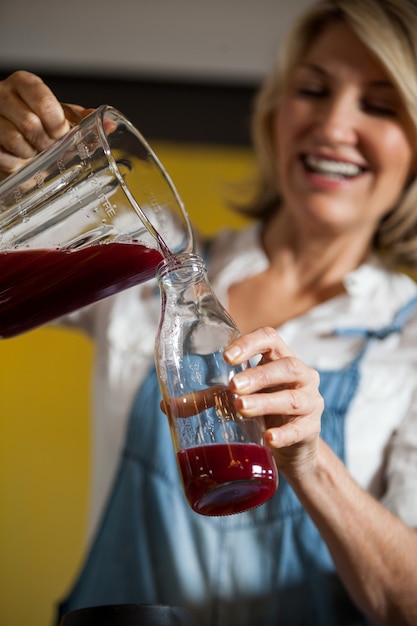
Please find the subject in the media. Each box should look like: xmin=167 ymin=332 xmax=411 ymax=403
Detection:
xmin=67 ymin=224 xmax=417 ymax=542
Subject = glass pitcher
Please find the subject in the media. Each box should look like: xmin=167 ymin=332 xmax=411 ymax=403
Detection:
xmin=0 ymin=105 xmax=194 ymax=338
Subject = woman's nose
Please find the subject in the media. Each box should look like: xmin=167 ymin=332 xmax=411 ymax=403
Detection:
xmin=314 ymin=95 xmax=358 ymax=144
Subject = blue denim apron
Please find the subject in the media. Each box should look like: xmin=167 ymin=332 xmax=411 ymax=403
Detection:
xmin=58 ymin=296 xmax=417 ymax=626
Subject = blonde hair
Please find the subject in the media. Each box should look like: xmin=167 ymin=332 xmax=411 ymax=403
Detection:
xmin=242 ymin=0 xmax=417 ymax=270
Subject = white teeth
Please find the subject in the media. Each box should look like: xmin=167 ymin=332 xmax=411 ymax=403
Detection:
xmin=304 ymin=155 xmax=362 ymax=178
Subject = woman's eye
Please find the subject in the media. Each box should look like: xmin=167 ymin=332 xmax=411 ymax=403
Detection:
xmin=363 ymin=102 xmax=397 ymax=117
xmin=296 ymin=85 xmax=327 ymax=98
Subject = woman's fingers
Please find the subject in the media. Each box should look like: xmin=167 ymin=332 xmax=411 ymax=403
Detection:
xmin=0 ymin=71 xmax=90 ymax=177
xmin=224 ymin=326 xmax=295 ymax=364
xmin=0 ymin=72 xmax=68 ymax=149
xmin=224 ymin=327 xmax=324 ymax=473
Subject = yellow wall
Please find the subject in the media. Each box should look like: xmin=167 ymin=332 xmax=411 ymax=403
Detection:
xmin=0 ymin=142 xmax=255 ymax=626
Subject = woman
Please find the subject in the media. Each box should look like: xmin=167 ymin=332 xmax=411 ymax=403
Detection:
xmin=1 ymin=0 xmax=417 ymax=624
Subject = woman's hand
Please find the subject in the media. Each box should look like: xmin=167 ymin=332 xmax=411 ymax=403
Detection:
xmin=0 ymin=70 xmax=89 ymax=178
xmin=224 ymin=326 xmax=324 ymax=479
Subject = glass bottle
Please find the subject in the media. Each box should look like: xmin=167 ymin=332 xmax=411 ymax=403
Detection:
xmin=155 ymin=252 xmax=278 ymax=516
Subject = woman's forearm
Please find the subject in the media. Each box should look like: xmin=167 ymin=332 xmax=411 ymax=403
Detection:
xmin=285 ymin=439 xmax=417 ymax=626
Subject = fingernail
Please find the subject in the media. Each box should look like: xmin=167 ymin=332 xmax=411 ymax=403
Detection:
xmin=266 ymin=429 xmax=277 ymax=444
xmin=224 ymin=345 xmax=241 ymax=362
xmin=231 ymin=374 xmax=248 ymax=391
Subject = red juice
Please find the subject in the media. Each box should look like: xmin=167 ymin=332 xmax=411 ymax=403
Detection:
xmin=0 ymin=242 xmax=163 ymax=338
xmin=177 ymin=443 xmax=278 ymax=516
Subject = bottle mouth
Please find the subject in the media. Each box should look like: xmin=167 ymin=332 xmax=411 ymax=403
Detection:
xmin=156 ymin=252 xmax=206 ymax=283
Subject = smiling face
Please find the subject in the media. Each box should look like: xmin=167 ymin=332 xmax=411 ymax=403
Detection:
xmin=274 ymin=20 xmax=417 ymax=240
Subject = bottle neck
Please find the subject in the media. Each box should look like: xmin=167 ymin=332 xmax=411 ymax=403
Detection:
xmin=156 ymin=250 xmax=239 ymax=336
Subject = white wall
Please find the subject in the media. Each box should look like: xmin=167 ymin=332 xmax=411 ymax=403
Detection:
xmin=1 ymin=0 xmax=316 ymax=82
